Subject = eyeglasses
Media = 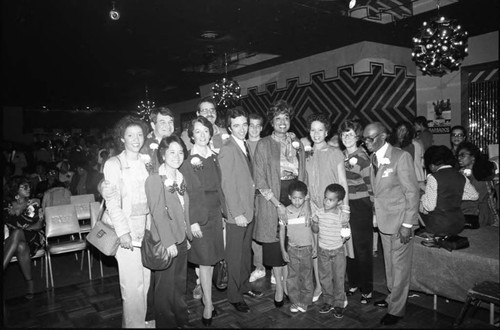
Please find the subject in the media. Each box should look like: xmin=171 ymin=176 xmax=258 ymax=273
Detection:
xmin=199 ymin=108 xmax=216 ymax=115
xmin=452 ymin=133 xmax=465 ymax=138
xmin=457 ymin=152 xmax=471 ymax=158
xmin=362 ymin=133 xmax=382 ymax=144
xmin=19 ymin=184 xmax=30 ymax=190
xmin=341 ymin=132 xmax=357 ymax=140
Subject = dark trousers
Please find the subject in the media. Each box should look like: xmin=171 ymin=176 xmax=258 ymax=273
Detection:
xmin=145 ymin=271 xmax=155 ymax=321
xmin=225 ymin=220 xmax=254 ymax=303
xmin=154 ymin=239 xmax=188 ymax=328
xmin=346 ymin=197 xmax=374 ymax=294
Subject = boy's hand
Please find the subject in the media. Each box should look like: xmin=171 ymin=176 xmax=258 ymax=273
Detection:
xmin=312 ymin=247 xmax=317 ymax=258
xmin=282 ymin=251 xmax=290 ymax=263
xmin=311 ymin=215 xmax=319 ymax=223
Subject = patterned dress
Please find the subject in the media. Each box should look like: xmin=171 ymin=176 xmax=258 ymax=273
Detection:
xmin=4 ymin=200 xmax=45 ymax=256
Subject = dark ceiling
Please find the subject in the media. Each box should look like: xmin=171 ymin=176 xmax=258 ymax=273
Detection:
xmin=2 ymin=0 xmax=498 ymax=111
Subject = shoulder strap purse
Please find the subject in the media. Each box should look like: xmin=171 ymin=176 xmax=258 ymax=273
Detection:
xmin=86 ymin=200 xmax=120 ymax=256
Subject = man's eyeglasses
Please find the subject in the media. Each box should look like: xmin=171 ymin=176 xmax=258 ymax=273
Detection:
xmin=362 ymin=133 xmax=382 ymax=144
xmin=452 ymin=133 xmax=465 ymax=138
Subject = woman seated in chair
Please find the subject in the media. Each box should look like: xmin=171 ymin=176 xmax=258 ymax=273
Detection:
xmin=419 ymin=146 xmax=478 ymax=237
xmin=3 ymin=175 xmax=45 ymax=299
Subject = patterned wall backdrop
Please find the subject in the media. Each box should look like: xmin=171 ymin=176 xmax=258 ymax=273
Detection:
xmin=241 ymin=62 xmax=416 ymax=138
xmin=462 ymin=62 xmax=498 ymax=154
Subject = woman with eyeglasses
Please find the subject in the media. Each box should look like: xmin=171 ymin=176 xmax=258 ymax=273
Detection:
xmin=450 ymin=125 xmax=467 ymax=155
xmin=457 ymin=142 xmax=499 ymax=228
xmin=338 ymin=119 xmax=373 ymax=304
xmin=305 ymin=113 xmax=350 ymax=306
xmin=3 ymin=176 xmax=45 ymax=299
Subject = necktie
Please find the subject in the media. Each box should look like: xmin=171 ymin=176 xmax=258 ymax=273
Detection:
xmin=243 ymin=140 xmax=252 ymax=163
xmin=372 ymin=154 xmax=378 ymax=176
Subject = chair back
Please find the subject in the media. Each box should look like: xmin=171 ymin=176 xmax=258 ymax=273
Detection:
xmin=89 ymin=201 xmax=102 ymax=228
xmin=44 ymin=204 xmax=80 ymax=238
xmin=42 ymin=187 xmax=72 ymax=209
xmin=71 ymin=194 xmax=95 ymax=220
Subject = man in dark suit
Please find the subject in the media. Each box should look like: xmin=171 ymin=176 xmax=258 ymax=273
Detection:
xmin=363 ymin=122 xmax=419 ymax=326
xmin=140 ymin=107 xmax=175 ymax=173
xmin=218 ymin=106 xmax=262 ymax=313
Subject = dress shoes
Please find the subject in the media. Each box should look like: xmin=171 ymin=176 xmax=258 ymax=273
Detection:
xmin=202 ymin=309 xmax=217 ymax=326
xmin=374 ymin=299 xmax=388 ymax=308
xmin=244 ymin=290 xmax=263 ymax=298
xmin=380 ymin=313 xmax=401 ymax=325
xmin=274 ymin=298 xmax=284 ymax=308
xmin=231 ymin=302 xmax=250 ymax=313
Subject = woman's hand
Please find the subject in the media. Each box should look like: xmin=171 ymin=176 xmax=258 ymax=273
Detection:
xmin=119 ymin=233 xmax=134 ymax=251
xmin=191 ymin=223 xmax=203 ymax=238
xmin=167 ymin=244 xmax=178 ymax=257
xmin=277 ymin=204 xmax=288 ymax=225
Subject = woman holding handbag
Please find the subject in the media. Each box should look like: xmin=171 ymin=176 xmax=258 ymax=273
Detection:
xmin=179 ymin=116 xmax=226 ymax=326
xmin=100 ymin=115 xmax=152 ymax=328
xmin=145 ymin=135 xmax=193 ymax=328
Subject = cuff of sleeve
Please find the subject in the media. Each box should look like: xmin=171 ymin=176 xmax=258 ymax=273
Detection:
xmin=402 ymin=223 xmax=413 ymax=228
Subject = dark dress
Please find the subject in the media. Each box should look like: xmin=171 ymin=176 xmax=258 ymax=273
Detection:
xmin=3 ymin=200 xmax=45 ymax=256
xmin=182 ymin=154 xmax=224 ymax=266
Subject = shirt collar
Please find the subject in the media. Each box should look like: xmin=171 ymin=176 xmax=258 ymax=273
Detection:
xmin=375 ymin=142 xmax=389 ymax=165
xmin=191 ymin=144 xmax=213 ymax=158
xmin=232 ymin=135 xmax=247 ymax=155
xmin=436 ymin=165 xmax=452 ymax=171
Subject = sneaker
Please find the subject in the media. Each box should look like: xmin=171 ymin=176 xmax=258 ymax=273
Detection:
xmin=319 ymin=303 xmax=334 ymax=314
xmin=297 ymin=303 xmax=307 ymax=313
xmin=333 ymin=307 xmax=344 ymax=319
xmin=271 ymin=274 xmax=276 ymax=285
xmin=192 ymin=284 xmax=202 ymax=300
xmin=249 ymin=269 xmax=266 ymax=283
xmin=290 ymin=303 xmax=300 ymax=313
xmin=360 ymin=292 xmax=372 ymax=304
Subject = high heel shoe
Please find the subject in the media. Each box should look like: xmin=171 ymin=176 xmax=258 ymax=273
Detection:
xmin=274 ymin=299 xmax=284 ymax=308
xmin=202 ymin=309 xmax=217 ymax=326
xmin=25 ymin=279 xmax=34 ymax=300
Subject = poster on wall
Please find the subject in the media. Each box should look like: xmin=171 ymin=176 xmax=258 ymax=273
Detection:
xmin=427 ymin=99 xmax=451 ymax=134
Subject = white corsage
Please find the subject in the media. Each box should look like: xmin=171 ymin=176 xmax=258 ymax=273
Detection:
xmin=149 ymin=143 xmax=159 ymax=150
xmin=191 ymin=156 xmax=204 ymax=171
xmin=291 ymin=141 xmax=300 ymax=149
xmin=379 ymin=157 xmax=391 ymax=165
xmin=26 ymin=205 xmax=35 ymax=218
xmin=140 ymin=154 xmax=151 ymax=163
xmin=349 ymin=158 xmax=358 ymax=166
xmin=304 ymin=145 xmax=314 ymax=159
xmin=340 ymin=227 xmax=351 ymax=238
xmin=221 ymin=133 xmax=230 ymax=141
xmin=463 ymin=169 xmax=472 ymax=177
xmin=382 ymin=168 xmax=394 ymax=178
xmin=304 ymin=145 xmax=312 ymax=152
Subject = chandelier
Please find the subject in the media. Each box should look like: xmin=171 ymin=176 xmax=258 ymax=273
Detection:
xmin=411 ymin=7 xmax=469 ymax=77
xmin=212 ymin=53 xmax=241 ymax=109
xmin=137 ymin=85 xmax=155 ymax=124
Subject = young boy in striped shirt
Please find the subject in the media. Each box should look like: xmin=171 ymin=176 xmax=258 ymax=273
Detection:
xmin=311 ymin=183 xmax=351 ymax=319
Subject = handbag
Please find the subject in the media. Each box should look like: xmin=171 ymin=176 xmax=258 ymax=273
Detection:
xmin=141 ymin=180 xmax=173 ymax=271
xmin=212 ymin=259 xmax=228 ymax=290
xmin=436 ymin=235 xmax=470 ymax=252
xmin=86 ymin=200 xmax=120 ymax=256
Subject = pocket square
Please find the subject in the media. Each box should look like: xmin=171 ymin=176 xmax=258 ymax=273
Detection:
xmin=381 ymin=168 xmax=393 ymax=177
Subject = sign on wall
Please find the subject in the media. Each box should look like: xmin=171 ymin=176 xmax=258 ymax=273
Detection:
xmin=427 ymin=99 xmax=451 ymax=134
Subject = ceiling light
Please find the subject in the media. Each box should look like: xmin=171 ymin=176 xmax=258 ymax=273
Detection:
xmin=349 ymin=0 xmax=356 ymax=9
xmin=109 ymin=2 xmax=120 ymax=21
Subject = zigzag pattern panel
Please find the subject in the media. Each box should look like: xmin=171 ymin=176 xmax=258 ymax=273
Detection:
xmin=242 ymin=63 xmax=416 ymax=138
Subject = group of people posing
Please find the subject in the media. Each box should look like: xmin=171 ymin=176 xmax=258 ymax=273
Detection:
xmin=5 ymin=95 xmax=497 ymax=328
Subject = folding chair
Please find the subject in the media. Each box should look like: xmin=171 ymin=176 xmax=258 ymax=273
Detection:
xmin=89 ymin=201 xmax=105 ymax=278
xmin=44 ymin=204 xmax=92 ymax=288
xmin=70 ymin=194 xmax=96 ymax=234
xmin=10 ymin=249 xmax=49 ymax=289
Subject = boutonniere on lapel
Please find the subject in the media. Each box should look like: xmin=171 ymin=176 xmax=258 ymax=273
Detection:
xmin=379 ymin=157 xmax=390 ymax=166
xmin=164 ymin=177 xmax=186 ymax=195
xmin=462 ymin=169 xmax=472 ymax=177
xmin=140 ymin=154 xmax=154 ymax=173
xmin=304 ymin=145 xmax=314 ymax=160
xmin=381 ymin=168 xmax=394 ymax=178
xmin=344 ymin=156 xmax=358 ymax=170
xmin=149 ymin=142 xmax=159 ymax=151
xmin=190 ymin=156 xmax=204 ymax=171
xmin=221 ymin=133 xmax=230 ymax=141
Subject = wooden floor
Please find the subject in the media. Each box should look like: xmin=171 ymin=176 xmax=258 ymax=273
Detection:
xmin=3 ymin=250 xmax=497 ymax=328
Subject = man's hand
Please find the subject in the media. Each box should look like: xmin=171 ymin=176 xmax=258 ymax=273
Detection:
xmin=234 ymin=215 xmax=248 ymax=227
xmin=119 ymin=233 xmax=134 ymax=251
xmin=167 ymin=244 xmax=178 ymax=257
xmin=398 ymin=225 xmax=413 ymax=244
xmin=191 ymin=223 xmax=203 ymax=238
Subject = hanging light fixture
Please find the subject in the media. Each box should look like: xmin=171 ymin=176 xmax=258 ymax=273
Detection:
xmin=137 ymin=85 xmax=155 ymax=124
xmin=211 ymin=53 xmax=241 ymax=110
xmin=411 ymin=0 xmax=468 ymax=77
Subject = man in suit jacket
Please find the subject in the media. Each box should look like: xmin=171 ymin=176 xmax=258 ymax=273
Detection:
xmin=140 ymin=107 xmax=175 ymax=173
xmin=363 ymin=122 xmax=419 ymax=326
xmin=218 ymin=106 xmax=262 ymax=313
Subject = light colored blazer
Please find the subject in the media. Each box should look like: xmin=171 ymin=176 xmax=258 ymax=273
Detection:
xmin=371 ymin=144 xmax=419 ymax=235
xmin=218 ymin=136 xmax=255 ymax=224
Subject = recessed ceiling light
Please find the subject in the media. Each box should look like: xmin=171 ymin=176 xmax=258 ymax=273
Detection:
xmin=349 ymin=0 xmax=356 ymax=9
xmin=200 ymin=31 xmax=220 ymax=40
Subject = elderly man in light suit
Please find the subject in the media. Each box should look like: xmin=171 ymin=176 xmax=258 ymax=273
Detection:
xmin=363 ymin=122 xmax=419 ymax=326
xmin=218 ymin=106 xmax=263 ymax=313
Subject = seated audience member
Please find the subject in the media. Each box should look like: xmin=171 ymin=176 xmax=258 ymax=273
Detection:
xmin=3 ymin=176 xmax=45 ymax=299
xmin=70 ymin=161 xmax=104 ymax=200
xmin=450 ymin=125 xmax=467 ymax=155
xmin=457 ymin=142 xmax=500 ymax=227
xmin=419 ymin=145 xmax=478 ymax=237
xmin=34 ymin=166 xmax=66 ymax=200
xmin=56 ymin=160 xmax=74 ymax=188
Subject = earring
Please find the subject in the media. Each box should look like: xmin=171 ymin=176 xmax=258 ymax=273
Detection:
xmin=15 ymin=195 xmax=20 ymax=200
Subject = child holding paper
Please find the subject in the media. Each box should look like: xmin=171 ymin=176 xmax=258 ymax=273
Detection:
xmin=279 ymin=180 xmax=315 ymax=313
